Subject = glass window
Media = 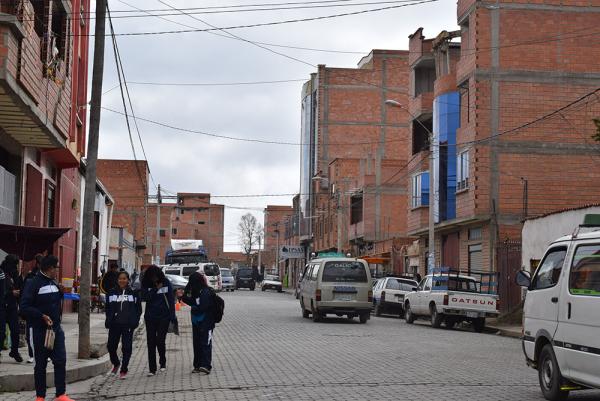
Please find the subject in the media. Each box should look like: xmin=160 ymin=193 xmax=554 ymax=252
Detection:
xmin=310 ymin=264 xmax=320 ymax=280
xmin=220 ymin=269 xmax=232 ymax=277
xmin=532 ymin=247 xmax=567 ymax=290
xmin=412 ymin=172 xmax=430 ymax=208
xmin=423 ymin=277 xmax=432 ymax=291
xmin=569 ymin=244 xmax=600 ymax=296
xmin=203 ymin=264 xmax=220 ymax=276
xmin=399 ymin=280 xmax=418 ymax=291
xmin=468 ymin=227 xmax=482 ymax=241
xmin=457 ymin=150 xmax=470 ymax=191
xmin=165 ymin=269 xmax=180 ymax=275
xmin=321 ymin=261 xmax=368 ymax=283
xmin=385 ymin=279 xmax=400 ymax=290
xmin=417 ymin=278 xmax=427 ymax=291
xmin=182 ymin=266 xmax=200 ymax=277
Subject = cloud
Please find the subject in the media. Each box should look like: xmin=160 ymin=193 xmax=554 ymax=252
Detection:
xmin=94 ymin=0 xmax=457 ymax=251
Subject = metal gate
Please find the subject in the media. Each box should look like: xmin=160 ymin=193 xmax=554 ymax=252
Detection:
xmin=496 ymin=240 xmax=522 ymax=313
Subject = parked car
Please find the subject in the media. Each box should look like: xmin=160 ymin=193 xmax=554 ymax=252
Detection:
xmin=372 ymin=277 xmax=418 ymax=318
xmin=235 ymin=267 xmax=256 ymax=290
xmin=162 ymin=263 xmax=222 ymax=291
xmin=516 ymin=215 xmax=600 ymax=401
xmin=220 ymin=268 xmax=235 ymax=291
xmin=262 ymin=275 xmax=283 ymax=292
xmin=404 ymin=271 xmax=499 ymax=331
xmin=299 ymin=257 xmax=373 ymax=323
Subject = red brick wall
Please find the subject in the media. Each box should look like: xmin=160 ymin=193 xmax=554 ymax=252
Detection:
xmin=263 ymin=205 xmax=293 ymax=267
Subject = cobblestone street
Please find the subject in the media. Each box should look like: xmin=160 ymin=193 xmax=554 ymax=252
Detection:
xmin=5 ymin=290 xmax=600 ymax=400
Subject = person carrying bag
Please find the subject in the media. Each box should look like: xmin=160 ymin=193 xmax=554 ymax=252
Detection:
xmin=140 ymin=265 xmax=176 ymax=376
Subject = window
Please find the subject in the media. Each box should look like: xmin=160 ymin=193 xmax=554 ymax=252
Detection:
xmin=350 ymin=193 xmax=363 ymax=224
xmin=45 ymin=181 xmax=56 ymax=227
xmin=414 ymin=66 xmax=435 ymax=97
xmin=310 ymin=264 xmax=320 ymax=280
xmin=399 ymin=279 xmax=418 ymax=291
xmin=468 ymin=244 xmax=482 ymax=273
xmin=423 ymin=277 xmax=432 ymax=291
xmin=385 ymin=279 xmax=400 ymax=290
xmin=412 ymin=119 xmax=432 ymax=155
xmin=322 ymin=261 xmax=367 ymax=283
xmin=457 ymin=150 xmax=469 ymax=191
xmin=532 ymin=247 xmax=567 ymax=290
xmin=569 ymin=244 xmax=600 ymax=296
xmin=182 ymin=266 xmax=200 ymax=277
xmin=172 ymin=228 xmax=177 ymax=235
xmin=412 ymin=172 xmax=430 ymax=208
xmin=159 ymin=229 xmax=166 ymax=237
xmin=468 ymin=227 xmax=482 ymax=241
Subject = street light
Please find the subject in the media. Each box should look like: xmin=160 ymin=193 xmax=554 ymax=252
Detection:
xmin=385 ymin=99 xmax=437 ymax=274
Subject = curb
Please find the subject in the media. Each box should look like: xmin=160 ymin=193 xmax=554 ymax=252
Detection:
xmin=489 ymin=325 xmax=522 ymax=339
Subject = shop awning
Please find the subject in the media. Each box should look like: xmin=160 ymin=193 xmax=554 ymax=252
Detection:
xmin=0 ymin=224 xmax=70 ymax=261
xmin=363 ymin=256 xmax=390 ymax=264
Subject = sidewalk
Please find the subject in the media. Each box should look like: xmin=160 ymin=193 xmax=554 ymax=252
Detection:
xmin=0 ymin=312 xmax=112 ymax=393
xmin=487 ymin=318 xmax=522 ymax=339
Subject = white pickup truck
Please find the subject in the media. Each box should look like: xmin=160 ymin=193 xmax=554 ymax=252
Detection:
xmin=404 ymin=273 xmax=499 ymax=332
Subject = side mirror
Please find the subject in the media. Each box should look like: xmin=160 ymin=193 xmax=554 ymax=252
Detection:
xmin=516 ymin=270 xmax=532 ymax=288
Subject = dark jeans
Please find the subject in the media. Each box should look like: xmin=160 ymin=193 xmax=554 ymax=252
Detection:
xmin=107 ymin=325 xmax=134 ymax=373
xmin=0 ymin=308 xmax=5 ymax=353
xmin=33 ymin=326 xmax=66 ymax=398
xmin=192 ymin=324 xmax=213 ymax=370
xmin=145 ymin=318 xmax=169 ymax=373
xmin=5 ymin=305 xmax=20 ymax=353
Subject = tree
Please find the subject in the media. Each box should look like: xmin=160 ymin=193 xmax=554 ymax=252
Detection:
xmin=238 ymin=213 xmax=263 ymax=265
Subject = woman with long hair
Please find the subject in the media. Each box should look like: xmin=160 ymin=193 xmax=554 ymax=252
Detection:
xmin=140 ymin=265 xmax=176 ymax=376
xmin=182 ymin=272 xmax=215 ymax=374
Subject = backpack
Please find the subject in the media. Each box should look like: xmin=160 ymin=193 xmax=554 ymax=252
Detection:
xmin=209 ymin=288 xmax=225 ymax=323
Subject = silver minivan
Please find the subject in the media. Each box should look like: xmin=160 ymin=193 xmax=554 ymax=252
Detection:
xmin=299 ymin=258 xmax=373 ymax=323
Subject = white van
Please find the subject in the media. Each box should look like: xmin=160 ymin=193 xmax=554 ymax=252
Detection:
xmin=516 ymin=215 xmax=600 ymax=400
xmin=299 ymin=257 xmax=373 ymax=323
xmin=162 ymin=263 xmax=222 ymax=291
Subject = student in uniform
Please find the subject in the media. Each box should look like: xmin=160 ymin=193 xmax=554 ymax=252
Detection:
xmin=140 ymin=265 xmax=176 ymax=376
xmin=20 ymin=255 xmax=75 ymax=401
xmin=0 ymin=263 xmax=5 ymax=362
xmin=1 ymin=254 xmax=23 ymax=362
xmin=182 ymin=272 xmax=215 ymax=374
xmin=23 ymin=254 xmax=44 ymax=363
xmin=105 ymin=271 xmax=141 ymax=380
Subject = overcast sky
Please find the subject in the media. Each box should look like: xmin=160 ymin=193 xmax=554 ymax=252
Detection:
xmin=94 ymin=0 xmax=457 ymax=251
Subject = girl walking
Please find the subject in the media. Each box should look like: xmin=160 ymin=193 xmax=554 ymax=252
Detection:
xmin=182 ymin=272 xmax=215 ymax=374
xmin=105 ymin=271 xmax=141 ymax=379
xmin=141 ymin=265 xmax=176 ymax=376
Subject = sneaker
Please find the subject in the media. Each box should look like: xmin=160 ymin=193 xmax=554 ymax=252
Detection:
xmin=147 ymin=372 xmax=155 ymax=377
xmin=9 ymin=351 xmax=23 ymax=363
xmin=159 ymin=367 xmax=166 ymax=373
xmin=55 ymin=395 xmax=75 ymax=401
xmin=119 ymin=371 xmax=127 ymax=380
xmin=192 ymin=368 xmax=201 ymax=373
xmin=35 ymin=397 xmax=45 ymax=401
xmin=27 ymin=357 xmax=35 ymax=363
xmin=198 ymin=367 xmax=210 ymax=375
xmin=107 ymin=365 xmax=119 ymax=376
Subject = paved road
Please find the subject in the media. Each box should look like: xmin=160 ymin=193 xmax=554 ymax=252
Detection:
xmin=5 ymin=290 xmax=600 ymax=400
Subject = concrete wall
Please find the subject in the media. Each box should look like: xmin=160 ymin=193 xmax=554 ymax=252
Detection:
xmin=522 ymin=207 xmax=600 ymax=272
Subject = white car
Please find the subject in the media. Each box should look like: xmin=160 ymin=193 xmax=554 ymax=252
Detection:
xmin=404 ymin=272 xmax=499 ymax=331
xmin=517 ymin=215 xmax=600 ymax=401
xmin=372 ymin=277 xmax=418 ymax=318
xmin=262 ymin=275 xmax=283 ymax=292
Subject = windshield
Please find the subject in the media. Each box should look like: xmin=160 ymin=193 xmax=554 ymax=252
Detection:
xmin=181 ymin=266 xmax=200 ymax=277
xmin=322 ymin=261 xmax=368 ymax=283
xmin=204 ymin=264 xmax=220 ymax=276
xmin=237 ymin=269 xmax=252 ymax=278
xmin=165 ymin=253 xmax=208 ymax=265
xmin=220 ymin=269 xmax=232 ymax=277
xmin=265 ymin=275 xmax=280 ymax=281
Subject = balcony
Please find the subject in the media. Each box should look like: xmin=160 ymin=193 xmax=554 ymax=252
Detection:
xmin=0 ymin=1 xmax=73 ymax=154
xmin=408 ymin=92 xmax=433 ymax=121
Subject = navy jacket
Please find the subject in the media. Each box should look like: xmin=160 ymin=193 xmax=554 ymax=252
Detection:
xmin=0 ymin=269 xmax=5 ymax=312
xmin=182 ymin=287 xmax=215 ymax=331
xmin=105 ymin=286 xmax=142 ymax=329
xmin=20 ymin=272 xmax=63 ymax=330
xmin=141 ymin=279 xmax=176 ymax=322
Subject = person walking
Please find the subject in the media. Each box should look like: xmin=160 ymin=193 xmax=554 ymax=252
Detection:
xmin=182 ymin=272 xmax=215 ymax=375
xmin=105 ymin=271 xmax=141 ymax=380
xmin=140 ymin=265 xmax=176 ymax=376
xmin=0 ymin=262 xmax=5 ymax=363
xmin=100 ymin=262 xmax=119 ymax=295
xmin=20 ymin=255 xmax=74 ymax=401
xmin=23 ymin=255 xmax=43 ymax=363
xmin=1 ymin=254 xmax=23 ymax=362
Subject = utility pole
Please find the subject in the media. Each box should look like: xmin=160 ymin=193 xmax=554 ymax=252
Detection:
xmin=257 ymin=232 xmax=261 ymax=273
xmin=79 ymin=0 xmax=106 ymax=359
xmin=156 ymin=184 xmax=162 ymax=264
xmin=336 ymin=190 xmax=343 ymax=253
xmin=428 ymin=131 xmax=436 ymax=274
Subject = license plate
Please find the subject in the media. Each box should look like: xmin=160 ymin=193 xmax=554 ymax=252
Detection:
xmin=334 ymin=294 xmax=354 ymax=301
xmin=466 ymin=311 xmax=479 ymax=318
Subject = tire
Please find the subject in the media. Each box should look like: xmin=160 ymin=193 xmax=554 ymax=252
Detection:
xmin=250 ymin=286 xmax=255 ymax=291
xmin=347 ymin=315 xmax=354 ymax=320
xmin=444 ymin=318 xmax=457 ymax=329
xmin=405 ymin=302 xmax=415 ymax=324
xmin=430 ymin=305 xmax=443 ymax=328
xmin=261 ymin=287 xmax=266 ymax=292
xmin=277 ymin=288 xmax=283 ymax=293
xmin=359 ymin=313 xmax=368 ymax=324
xmin=312 ymin=306 xmax=322 ymax=322
xmin=473 ymin=318 xmax=485 ymax=333
xmin=375 ymin=303 xmax=383 ymax=317
xmin=300 ymin=299 xmax=310 ymax=318
xmin=538 ymin=344 xmax=570 ymax=401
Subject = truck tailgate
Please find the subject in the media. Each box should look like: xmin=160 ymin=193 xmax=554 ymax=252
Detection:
xmin=447 ymin=292 xmax=497 ymax=313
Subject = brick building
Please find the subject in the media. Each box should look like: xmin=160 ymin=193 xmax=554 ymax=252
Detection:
xmin=0 ymin=0 xmax=91 ymax=286
xmin=97 ymin=159 xmax=149 ymax=261
xmin=299 ymin=49 xmax=412 ymax=274
xmin=405 ymin=0 xmax=600 ymax=286
xmin=263 ymin=205 xmax=293 ymax=273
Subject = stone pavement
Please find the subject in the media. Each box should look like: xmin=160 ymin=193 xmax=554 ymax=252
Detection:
xmin=0 ymin=311 xmax=111 ymax=393
xmin=5 ymin=290 xmax=600 ymax=400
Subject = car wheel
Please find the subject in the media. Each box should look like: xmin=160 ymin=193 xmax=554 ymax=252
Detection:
xmin=300 ymin=299 xmax=310 ymax=318
xmin=250 ymin=286 xmax=255 ymax=291
xmin=277 ymin=288 xmax=283 ymax=293
xmin=405 ymin=302 xmax=415 ymax=324
xmin=374 ymin=303 xmax=382 ymax=317
xmin=473 ymin=318 xmax=485 ymax=333
xmin=399 ymin=308 xmax=405 ymax=319
xmin=538 ymin=344 xmax=569 ymax=401
xmin=359 ymin=313 xmax=368 ymax=324
xmin=444 ymin=317 xmax=457 ymax=329
xmin=347 ymin=315 xmax=354 ymax=320
xmin=261 ymin=287 xmax=266 ymax=291
xmin=430 ymin=305 xmax=443 ymax=328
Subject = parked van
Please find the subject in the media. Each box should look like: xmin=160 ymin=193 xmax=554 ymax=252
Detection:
xmin=299 ymin=257 xmax=373 ymax=323
xmin=516 ymin=215 xmax=600 ymax=401
xmin=162 ymin=262 xmax=222 ymax=291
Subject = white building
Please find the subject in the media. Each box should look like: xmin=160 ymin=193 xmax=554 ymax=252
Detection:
xmin=109 ymin=226 xmax=138 ymax=274
xmin=522 ymin=204 xmax=600 ymax=271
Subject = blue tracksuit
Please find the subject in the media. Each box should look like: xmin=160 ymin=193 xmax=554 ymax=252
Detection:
xmin=141 ymin=279 xmax=175 ymax=372
xmin=0 ymin=269 xmax=5 ymax=354
xmin=183 ymin=288 xmax=215 ymax=370
xmin=20 ymin=272 xmax=66 ymax=398
xmin=105 ymin=286 xmax=141 ymax=373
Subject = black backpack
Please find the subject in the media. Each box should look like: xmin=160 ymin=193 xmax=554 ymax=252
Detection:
xmin=209 ymin=288 xmax=225 ymax=323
